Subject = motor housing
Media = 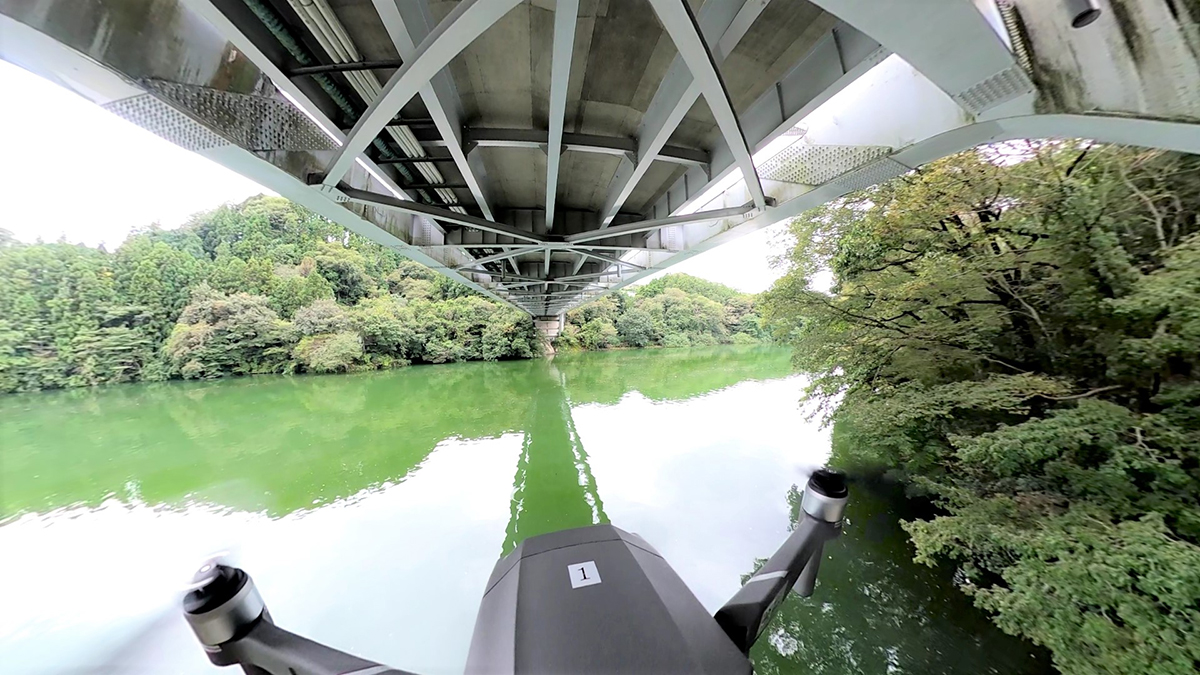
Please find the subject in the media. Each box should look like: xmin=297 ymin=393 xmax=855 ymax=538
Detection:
xmin=464 ymin=524 xmax=751 ymax=674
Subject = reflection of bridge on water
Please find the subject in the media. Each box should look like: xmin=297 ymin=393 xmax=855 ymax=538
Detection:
xmin=2 ymin=0 xmax=1196 ymax=323
xmin=502 ymin=360 xmax=606 ymax=553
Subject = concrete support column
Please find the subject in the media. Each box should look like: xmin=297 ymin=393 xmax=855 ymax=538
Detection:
xmin=533 ymin=315 xmax=565 ymax=356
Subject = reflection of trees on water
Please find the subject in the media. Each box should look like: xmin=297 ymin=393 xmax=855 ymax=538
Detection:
xmin=746 ymin=481 xmax=1053 ymax=675
xmin=1 ymin=363 xmax=534 ymax=516
xmin=0 ymin=347 xmax=790 ymax=521
xmin=555 ymin=346 xmax=793 ymax=406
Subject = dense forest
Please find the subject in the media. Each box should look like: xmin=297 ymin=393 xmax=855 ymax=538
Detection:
xmin=0 ymin=197 xmax=765 ymax=395
xmin=554 ymin=273 xmax=766 ymax=351
xmin=0 ymin=196 xmax=541 ymax=393
xmin=763 ymin=143 xmax=1200 ymax=675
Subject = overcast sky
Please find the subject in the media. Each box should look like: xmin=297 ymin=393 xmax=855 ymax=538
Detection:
xmin=0 ymin=60 xmax=788 ymax=293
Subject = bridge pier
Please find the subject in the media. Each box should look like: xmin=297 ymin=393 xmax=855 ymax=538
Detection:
xmin=533 ymin=315 xmax=565 ymax=356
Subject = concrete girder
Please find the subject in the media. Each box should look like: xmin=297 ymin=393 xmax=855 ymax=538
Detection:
xmin=323 ymin=0 xmax=522 ymax=187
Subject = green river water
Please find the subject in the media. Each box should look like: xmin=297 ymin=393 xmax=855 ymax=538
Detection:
xmin=0 ymin=346 xmax=1050 ymax=674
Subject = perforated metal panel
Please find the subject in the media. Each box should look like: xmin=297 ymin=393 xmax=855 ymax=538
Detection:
xmin=829 ymin=157 xmax=910 ymax=194
xmin=102 ymin=95 xmax=227 ymax=152
xmin=758 ymin=144 xmax=893 ymax=185
xmin=951 ymin=65 xmax=1035 ymax=115
xmin=143 ymin=81 xmax=337 ymax=152
xmin=662 ymin=225 xmax=678 ymax=250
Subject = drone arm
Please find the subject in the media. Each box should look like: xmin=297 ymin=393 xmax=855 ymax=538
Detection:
xmin=219 ymin=618 xmax=415 ymax=675
xmin=184 ymin=563 xmax=417 ymax=675
xmin=713 ymin=469 xmax=848 ymax=654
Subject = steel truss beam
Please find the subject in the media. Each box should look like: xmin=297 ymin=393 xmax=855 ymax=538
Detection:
xmin=344 ymin=185 xmax=747 ymax=252
xmin=461 ymin=270 xmax=545 ymax=283
xmin=455 ymin=246 xmax=539 ymax=270
xmin=545 ymin=0 xmax=578 ymax=232
xmin=418 ymin=244 xmax=677 ymax=253
xmin=372 ymin=0 xmax=500 ymax=223
xmin=324 ymin=0 xmax=521 ymax=187
xmin=415 ymin=128 xmax=709 ymax=166
xmin=638 ymin=21 xmax=885 ymax=235
xmin=578 ymin=250 xmax=645 ymax=271
xmin=597 ymin=0 xmax=767 ymax=227
xmin=338 ymin=186 xmax=545 ymax=243
xmin=182 ymin=0 xmax=417 ymax=203
xmin=647 ymin=0 xmax=765 ymax=210
xmin=566 ymin=202 xmax=756 ymax=244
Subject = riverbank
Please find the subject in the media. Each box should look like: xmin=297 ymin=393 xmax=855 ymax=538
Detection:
xmin=762 ymin=143 xmax=1200 ymax=674
xmin=0 ymin=196 xmax=766 ymax=396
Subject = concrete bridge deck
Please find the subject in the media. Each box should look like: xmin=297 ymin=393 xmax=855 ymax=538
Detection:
xmin=1 ymin=0 xmax=1197 ymax=319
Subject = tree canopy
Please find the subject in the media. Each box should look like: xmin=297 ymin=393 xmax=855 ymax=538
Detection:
xmin=556 ymin=274 xmax=766 ymax=351
xmin=763 ymin=142 xmax=1200 ymax=675
xmin=0 ymin=196 xmax=539 ymax=393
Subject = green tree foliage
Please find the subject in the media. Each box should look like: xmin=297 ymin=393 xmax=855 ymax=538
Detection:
xmin=636 ymin=272 xmax=741 ymax=303
xmin=293 ymin=331 xmax=364 ymax=374
xmin=313 ymin=244 xmax=372 ymax=304
xmin=164 ymin=285 xmax=293 ymax=379
xmin=762 ymin=143 xmax=1200 ymax=675
xmin=556 ymin=274 xmax=766 ymax=351
xmin=113 ymin=230 xmax=206 ymax=339
xmin=0 ymin=196 xmax=541 ymax=392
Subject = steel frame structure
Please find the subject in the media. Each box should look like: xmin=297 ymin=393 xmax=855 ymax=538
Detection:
xmin=3 ymin=0 xmax=1199 ymax=317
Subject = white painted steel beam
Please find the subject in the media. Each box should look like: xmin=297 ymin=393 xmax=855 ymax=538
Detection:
xmin=806 ymin=0 xmax=1031 ymax=115
xmin=566 ymin=202 xmax=756 ymax=244
xmin=545 ymin=0 xmax=579 ymax=232
xmin=422 ymin=128 xmax=709 ymax=165
xmin=181 ymin=0 xmax=416 ymax=205
xmin=460 ymin=270 xmax=545 ymax=283
xmin=418 ymin=244 xmax=677 ymax=253
xmin=371 ymin=0 xmax=498 ymax=220
xmin=323 ymin=0 xmax=520 ymax=187
xmin=645 ymin=0 xmax=766 ymax=210
xmin=456 ymin=246 xmax=539 ymax=270
xmin=598 ymin=0 xmax=764 ymax=226
xmin=578 ymin=250 xmax=645 ymax=271
xmin=637 ymin=22 xmax=886 ymax=257
xmin=338 ymin=186 xmax=546 ymax=243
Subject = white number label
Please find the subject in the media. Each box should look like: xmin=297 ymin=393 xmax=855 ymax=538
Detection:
xmin=569 ymin=560 xmax=601 ymax=589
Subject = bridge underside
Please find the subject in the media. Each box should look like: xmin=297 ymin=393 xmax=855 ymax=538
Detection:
xmin=1 ymin=0 xmax=1198 ymax=316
